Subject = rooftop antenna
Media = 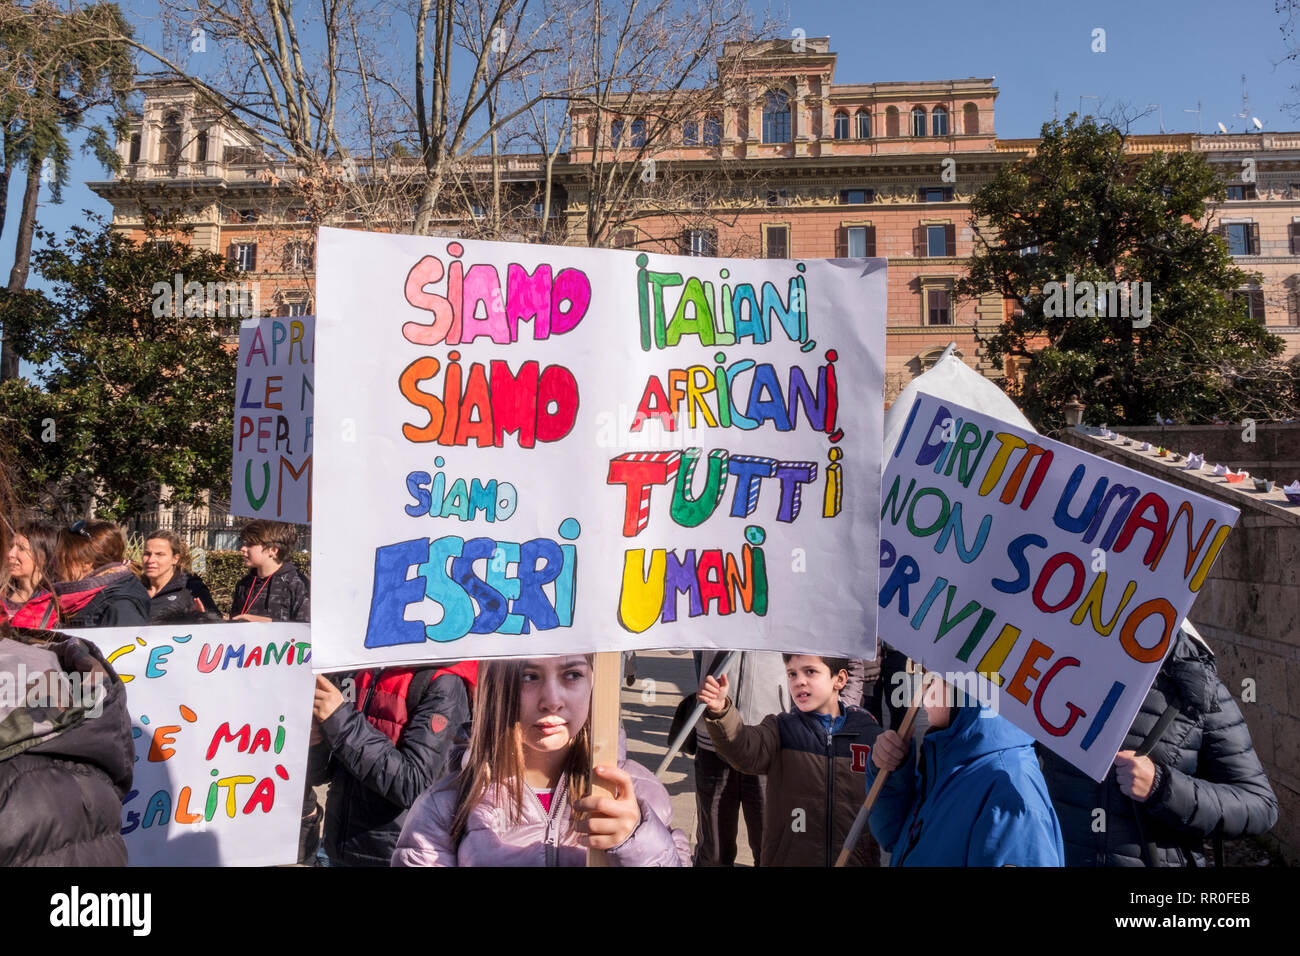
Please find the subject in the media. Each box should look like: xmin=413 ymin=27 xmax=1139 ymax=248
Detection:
xmin=1079 ymin=94 xmax=1099 ymax=117
xmin=1184 ymin=100 xmax=1202 ymax=134
xmin=1237 ymin=74 xmax=1250 ymax=132
xmin=1054 ymin=91 xmax=1059 ymax=122
xmin=1146 ymin=103 xmax=1166 ymax=134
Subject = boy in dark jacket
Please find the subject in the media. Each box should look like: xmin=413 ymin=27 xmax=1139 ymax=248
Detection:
xmin=699 ymin=654 xmax=883 ymax=866
xmin=1039 ymin=622 xmax=1277 ymax=866
xmin=230 ymin=520 xmax=310 ymax=623
xmin=308 ymin=662 xmax=477 ymax=866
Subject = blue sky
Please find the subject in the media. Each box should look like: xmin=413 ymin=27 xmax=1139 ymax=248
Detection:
xmin=4 ymin=0 xmax=1297 ymax=285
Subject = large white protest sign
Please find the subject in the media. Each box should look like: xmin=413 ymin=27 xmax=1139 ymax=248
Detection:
xmin=878 ymin=393 xmax=1240 ymax=780
xmin=232 ymin=315 xmax=315 ymax=523
xmin=313 ymin=228 xmax=886 ymax=670
xmin=72 ymin=623 xmax=313 ymax=866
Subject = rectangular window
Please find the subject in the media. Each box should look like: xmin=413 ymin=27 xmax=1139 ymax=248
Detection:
xmin=284 ymin=300 xmax=310 ymax=317
xmin=1234 ymin=289 xmax=1265 ymax=322
xmin=835 ymin=225 xmax=875 ymax=258
xmin=927 ymin=225 xmax=948 ymax=257
xmin=1225 ymin=223 xmax=1258 ymax=256
xmin=290 ymin=207 xmax=312 ymax=222
xmin=1019 ymin=243 xmax=1041 ymax=256
xmin=686 ymin=229 xmax=717 ymax=257
xmin=613 ymin=229 xmax=636 ymax=250
xmin=233 ymin=243 xmax=257 ymax=272
xmin=839 ymin=189 xmax=873 ymax=205
xmin=286 ymin=241 xmax=315 ymax=271
xmin=1225 ymin=184 xmax=1257 ymax=201
xmin=764 ymin=226 xmax=789 ymax=259
xmin=766 ymin=190 xmax=789 ymax=206
xmin=1289 ymin=222 xmax=1300 ymax=255
xmin=847 ymin=226 xmax=868 ymax=258
xmin=928 ymin=289 xmax=952 ymax=325
xmin=919 ymin=187 xmax=954 ymax=203
xmin=237 ymin=209 xmax=258 ymax=223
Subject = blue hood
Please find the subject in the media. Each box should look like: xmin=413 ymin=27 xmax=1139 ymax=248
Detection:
xmin=867 ymin=703 xmax=1064 ymax=867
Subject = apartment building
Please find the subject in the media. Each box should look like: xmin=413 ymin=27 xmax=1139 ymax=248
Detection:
xmin=89 ymin=39 xmax=1300 ymax=402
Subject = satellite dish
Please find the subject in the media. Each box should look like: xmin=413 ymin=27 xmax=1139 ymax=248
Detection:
xmin=1252 ymin=117 xmax=1263 ymax=129
xmin=1217 ymin=122 xmax=1228 ymax=134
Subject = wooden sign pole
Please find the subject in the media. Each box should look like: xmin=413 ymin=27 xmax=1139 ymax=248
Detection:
xmin=586 ymin=651 xmax=622 ymax=867
xmin=833 ymin=660 xmax=924 ymax=868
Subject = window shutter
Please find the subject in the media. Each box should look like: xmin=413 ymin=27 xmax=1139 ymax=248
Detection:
xmin=1215 ymin=224 xmax=1228 ymax=240
xmin=1248 ymin=223 xmax=1260 ymax=255
xmin=1250 ymin=289 xmax=1264 ymax=320
xmin=680 ymin=230 xmax=691 ymax=255
xmin=865 ymin=226 xmax=876 ymax=258
xmin=914 ymin=225 xmax=925 ymax=257
xmin=917 ymin=187 xmax=927 ymax=203
xmin=226 ymin=242 xmax=237 ymax=263
xmin=943 ymin=187 xmax=954 ymax=202
xmin=1245 ymin=184 xmax=1257 ymax=200
xmin=1290 ymin=223 xmax=1300 ymax=255
xmin=835 ymin=226 xmax=848 ymax=258
xmin=945 ymin=224 xmax=956 ymax=257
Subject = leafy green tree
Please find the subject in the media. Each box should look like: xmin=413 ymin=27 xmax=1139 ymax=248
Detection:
xmin=0 ymin=0 xmax=135 ymax=379
xmin=958 ymin=115 xmax=1291 ymax=429
xmin=0 ymin=213 xmax=240 ymax=521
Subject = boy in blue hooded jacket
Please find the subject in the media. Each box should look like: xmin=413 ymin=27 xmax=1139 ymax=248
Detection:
xmin=866 ymin=674 xmax=1064 ymax=866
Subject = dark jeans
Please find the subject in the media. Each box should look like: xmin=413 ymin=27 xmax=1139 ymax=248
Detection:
xmin=693 ymin=746 xmax=765 ymax=866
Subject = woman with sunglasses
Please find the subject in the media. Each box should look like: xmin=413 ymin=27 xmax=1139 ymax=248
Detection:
xmin=53 ymin=520 xmax=150 ymax=628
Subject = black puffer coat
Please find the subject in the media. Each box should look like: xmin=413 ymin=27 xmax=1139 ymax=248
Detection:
xmin=230 ymin=561 xmax=310 ymax=622
xmin=308 ymin=667 xmax=472 ymax=866
xmin=1040 ymin=626 xmax=1277 ymax=866
xmin=0 ymin=630 xmax=134 ymax=866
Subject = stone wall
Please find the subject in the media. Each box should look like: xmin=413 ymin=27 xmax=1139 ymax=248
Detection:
xmin=1058 ymin=428 xmax=1300 ymax=862
xmin=1114 ymin=424 xmax=1300 ymax=486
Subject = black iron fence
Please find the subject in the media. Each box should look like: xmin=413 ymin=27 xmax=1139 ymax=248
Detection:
xmin=121 ymin=506 xmax=311 ymax=555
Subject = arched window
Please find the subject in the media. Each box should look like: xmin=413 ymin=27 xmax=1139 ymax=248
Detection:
xmin=762 ymin=90 xmax=791 ymax=144
xmin=855 ymin=109 xmax=871 ymax=139
xmin=683 ymin=120 xmax=699 ymax=145
xmin=885 ymin=106 xmax=900 ymax=137
xmin=931 ymin=106 xmax=948 ymax=136
xmin=195 ymin=130 xmax=209 ymax=162
xmin=702 ymin=115 xmax=720 ymax=145
xmin=963 ymin=102 xmax=979 ymax=135
xmin=629 ymin=118 xmax=646 ymax=148
xmin=161 ymin=112 xmax=183 ymax=164
xmin=833 ymin=110 xmax=849 ymax=140
xmin=610 ymin=119 xmax=624 ymax=147
xmin=910 ymin=106 xmax=927 ymax=137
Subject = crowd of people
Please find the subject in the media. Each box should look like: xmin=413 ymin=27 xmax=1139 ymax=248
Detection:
xmin=0 ymin=465 xmax=1283 ymax=867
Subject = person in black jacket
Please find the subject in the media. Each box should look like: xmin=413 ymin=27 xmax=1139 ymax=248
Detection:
xmin=0 ymin=627 xmax=134 ymax=865
xmin=141 ymin=530 xmax=220 ymax=623
xmin=308 ymin=663 xmax=476 ymax=866
xmin=1039 ymin=621 xmax=1278 ymax=866
xmin=229 ymin=520 xmax=310 ymax=623
xmin=53 ymin=520 xmax=150 ymax=628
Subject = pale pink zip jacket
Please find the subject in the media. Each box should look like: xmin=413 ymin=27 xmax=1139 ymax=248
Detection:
xmin=392 ymin=744 xmax=690 ymax=867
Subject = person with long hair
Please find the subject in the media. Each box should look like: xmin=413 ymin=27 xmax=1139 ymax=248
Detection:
xmin=0 ymin=456 xmax=133 ymax=866
xmin=53 ymin=520 xmax=150 ymax=628
xmin=392 ymin=655 xmax=690 ymax=866
xmin=4 ymin=522 xmax=61 ymax=629
xmin=140 ymin=529 xmax=220 ymax=623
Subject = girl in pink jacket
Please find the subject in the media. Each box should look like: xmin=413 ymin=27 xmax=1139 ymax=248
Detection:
xmin=392 ymin=655 xmax=690 ymax=866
